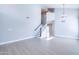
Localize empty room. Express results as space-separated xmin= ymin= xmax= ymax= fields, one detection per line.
xmin=0 ymin=4 xmax=79 ymax=55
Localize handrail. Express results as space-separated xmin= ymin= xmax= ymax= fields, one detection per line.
xmin=40 ymin=24 xmax=47 ymax=37
xmin=34 ymin=24 xmax=42 ymax=31
xmin=34 ymin=24 xmax=47 ymax=37
xmin=41 ymin=24 xmax=47 ymax=32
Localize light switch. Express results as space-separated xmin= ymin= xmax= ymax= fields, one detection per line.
xmin=8 ymin=28 xmax=13 ymax=31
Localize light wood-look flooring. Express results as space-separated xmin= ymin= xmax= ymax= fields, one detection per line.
xmin=0 ymin=37 xmax=79 ymax=55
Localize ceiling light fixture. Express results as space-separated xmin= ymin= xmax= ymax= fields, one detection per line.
xmin=61 ymin=4 xmax=66 ymax=22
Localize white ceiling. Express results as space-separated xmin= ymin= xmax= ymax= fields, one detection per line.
xmin=41 ymin=4 xmax=79 ymax=8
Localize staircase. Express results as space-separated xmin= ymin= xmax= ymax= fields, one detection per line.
xmin=34 ymin=24 xmax=47 ymax=38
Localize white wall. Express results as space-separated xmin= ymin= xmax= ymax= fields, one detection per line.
xmin=46 ymin=12 xmax=55 ymax=23
xmin=78 ymin=8 xmax=79 ymax=38
xmin=0 ymin=4 xmax=41 ymax=43
xmin=55 ymin=8 xmax=78 ymax=39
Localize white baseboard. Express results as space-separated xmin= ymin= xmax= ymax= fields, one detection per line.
xmin=0 ymin=36 xmax=35 ymax=45
xmin=55 ymin=34 xmax=79 ymax=39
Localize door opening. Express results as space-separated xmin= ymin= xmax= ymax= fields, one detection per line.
xmin=41 ymin=8 xmax=55 ymax=40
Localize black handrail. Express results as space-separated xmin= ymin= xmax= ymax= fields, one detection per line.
xmin=34 ymin=24 xmax=47 ymax=37
xmin=34 ymin=24 xmax=41 ymax=31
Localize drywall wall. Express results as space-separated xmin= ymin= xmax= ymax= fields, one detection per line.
xmin=55 ymin=8 xmax=78 ymax=39
xmin=46 ymin=12 xmax=55 ymax=23
xmin=0 ymin=4 xmax=41 ymax=43
xmin=41 ymin=13 xmax=46 ymax=25
xmin=78 ymin=8 xmax=79 ymax=38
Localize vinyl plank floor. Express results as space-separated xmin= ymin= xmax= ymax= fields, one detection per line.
xmin=0 ymin=37 xmax=79 ymax=55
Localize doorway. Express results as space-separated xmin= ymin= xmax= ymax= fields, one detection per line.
xmin=41 ymin=8 xmax=55 ymax=39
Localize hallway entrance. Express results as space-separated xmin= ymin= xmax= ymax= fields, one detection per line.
xmin=41 ymin=8 xmax=55 ymax=39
